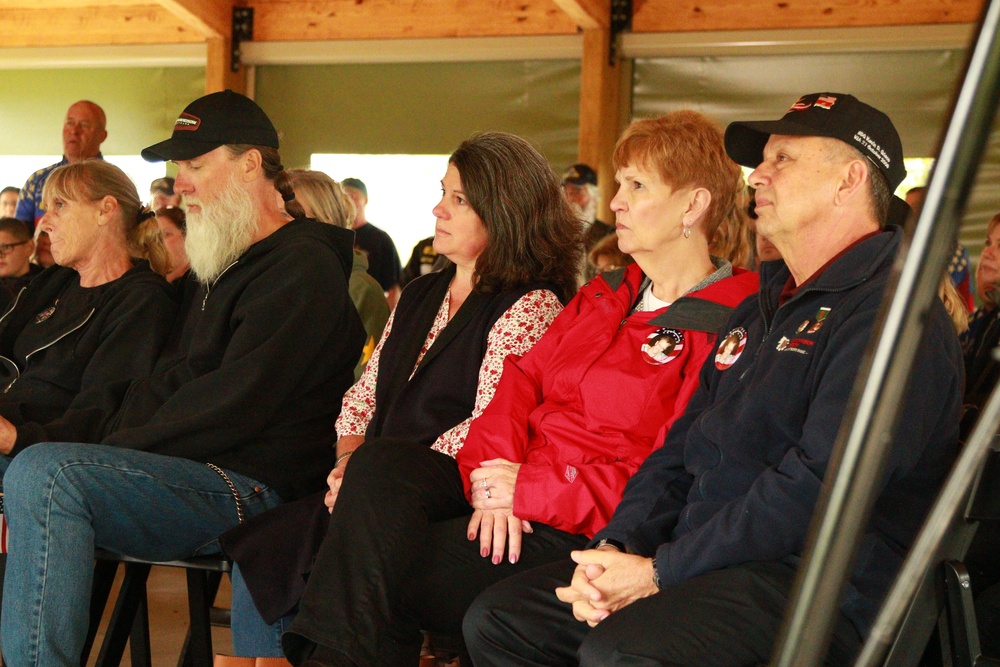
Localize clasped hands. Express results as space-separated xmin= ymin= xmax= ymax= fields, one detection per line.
xmin=555 ymin=547 xmax=660 ymax=627
xmin=466 ymin=458 xmax=532 ymax=565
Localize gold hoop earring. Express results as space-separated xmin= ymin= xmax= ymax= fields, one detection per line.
xmin=683 ymin=227 xmax=691 ymax=239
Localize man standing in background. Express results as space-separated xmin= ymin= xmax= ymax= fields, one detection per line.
xmin=15 ymin=100 xmax=107 ymax=232
xmin=343 ymin=177 xmax=402 ymax=307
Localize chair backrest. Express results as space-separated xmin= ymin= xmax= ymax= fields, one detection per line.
xmin=881 ymin=438 xmax=1000 ymax=667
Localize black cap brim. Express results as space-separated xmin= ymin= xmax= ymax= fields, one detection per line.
xmin=141 ymin=138 xmax=225 ymax=163
xmin=725 ymin=119 xmax=839 ymax=170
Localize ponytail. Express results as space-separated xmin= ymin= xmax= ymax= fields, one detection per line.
xmin=127 ymin=204 xmax=171 ymax=277
xmin=275 ymin=170 xmax=306 ymax=219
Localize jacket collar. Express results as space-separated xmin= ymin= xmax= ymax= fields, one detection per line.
xmin=760 ymin=225 xmax=901 ymax=305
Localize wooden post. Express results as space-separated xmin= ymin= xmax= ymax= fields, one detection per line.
xmin=206 ymin=35 xmax=247 ymax=95
xmin=578 ymin=27 xmax=622 ymax=223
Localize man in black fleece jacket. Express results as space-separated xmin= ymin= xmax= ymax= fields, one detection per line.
xmin=0 ymin=90 xmax=364 ymax=666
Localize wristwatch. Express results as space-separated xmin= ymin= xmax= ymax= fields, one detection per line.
xmin=595 ymin=538 xmax=625 ymax=552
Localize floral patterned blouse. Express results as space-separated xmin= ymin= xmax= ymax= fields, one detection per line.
xmin=335 ymin=288 xmax=563 ymax=458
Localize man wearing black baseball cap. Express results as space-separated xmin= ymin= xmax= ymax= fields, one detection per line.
xmin=0 ymin=90 xmax=365 ymax=665
xmin=561 ymin=163 xmax=614 ymax=279
xmin=465 ymin=93 xmax=963 ymax=667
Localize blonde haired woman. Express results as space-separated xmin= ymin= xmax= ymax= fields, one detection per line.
xmin=0 ymin=159 xmax=176 ymax=461
xmin=287 ymin=169 xmax=389 ymax=379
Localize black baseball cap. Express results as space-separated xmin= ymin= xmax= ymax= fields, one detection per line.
xmin=725 ymin=93 xmax=906 ymax=191
xmin=141 ymin=90 xmax=279 ymax=162
xmin=562 ymin=163 xmax=598 ymax=187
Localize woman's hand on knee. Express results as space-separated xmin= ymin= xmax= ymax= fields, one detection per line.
xmin=324 ymin=466 xmax=345 ymax=512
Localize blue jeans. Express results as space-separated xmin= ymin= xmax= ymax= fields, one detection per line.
xmin=230 ymin=564 xmax=295 ymax=657
xmin=0 ymin=442 xmax=283 ymax=667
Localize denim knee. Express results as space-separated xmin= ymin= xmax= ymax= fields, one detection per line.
xmin=3 ymin=443 xmax=81 ymax=507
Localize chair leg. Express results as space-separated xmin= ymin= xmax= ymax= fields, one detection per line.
xmin=94 ymin=562 xmax=152 ymax=667
xmin=177 ymin=569 xmax=222 ymax=667
xmin=82 ymin=559 xmax=122 ymax=666
xmin=129 ymin=585 xmax=152 ymax=667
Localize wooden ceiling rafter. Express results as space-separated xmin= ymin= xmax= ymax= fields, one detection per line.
xmin=0 ymin=0 xmax=988 ymax=50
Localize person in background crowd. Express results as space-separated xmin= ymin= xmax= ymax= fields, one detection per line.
xmin=400 ymin=235 xmax=442 ymax=288
xmin=0 ymin=90 xmax=365 ymax=667
xmin=342 ymin=177 xmax=403 ymax=308
xmin=30 ymin=226 xmax=55 ymax=270
xmin=587 ymin=232 xmax=632 ymax=274
xmin=155 ymin=205 xmax=190 ymax=283
xmin=562 ymin=163 xmax=615 ymax=284
xmin=964 ymin=211 xmax=1000 ymax=410
xmin=907 ymin=185 xmax=976 ymax=313
xmin=287 ymin=169 xmax=390 ymax=379
xmin=0 ymin=217 xmax=42 ymax=309
xmin=0 ymin=187 xmax=19 ymax=218
xmin=562 ymin=163 xmax=614 ymax=251
xmin=465 ymin=92 xmax=962 ymax=667
xmin=0 ymin=160 xmax=175 ymax=460
xmin=150 ymin=176 xmax=182 ymax=211
xmin=15 ymin=101 xmax=107 ymax=232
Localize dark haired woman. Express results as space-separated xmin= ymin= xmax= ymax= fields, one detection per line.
xmin=0 ymin=160 xmax=175 ymax=465
xmin=222 ymin=131 xmax=580 ymax=662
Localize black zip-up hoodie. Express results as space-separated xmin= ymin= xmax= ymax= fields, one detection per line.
xmin=101 ymin=219 xmax=365 ymax=502
xmin=0 ymin=261 xmax=176 ymax=454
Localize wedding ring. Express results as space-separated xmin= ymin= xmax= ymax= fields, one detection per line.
xmin=485 ymin=488 xmax=492 ymax=499
xmin=481 ymin=479 xmax=488 ymax=489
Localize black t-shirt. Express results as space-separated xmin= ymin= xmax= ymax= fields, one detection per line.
xmin=354 ymin=222 xmax=402 ymax=292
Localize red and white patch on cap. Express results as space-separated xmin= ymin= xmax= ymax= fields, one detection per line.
xmin=174 ymin=113 xmax=201 ymax=132
xmin=715 ymin=327 xmax=748 ymax=370
xmin=814 ymin=95 xmax=838 ymax=109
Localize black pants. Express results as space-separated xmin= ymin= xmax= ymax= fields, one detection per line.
xmin=464 ymin=559 xmax=863 ymax=667
xmin=282 ymin=438 xmax=587 ymax=666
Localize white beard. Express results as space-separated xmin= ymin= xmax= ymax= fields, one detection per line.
xmin=183 ymin=171 xmax=259 ymax=284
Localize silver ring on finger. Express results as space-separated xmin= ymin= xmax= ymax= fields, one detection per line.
xmin=485 ymin=488 xmax=492 ymax=499
xmin=481 ymin=478 xmax=488 ymax=489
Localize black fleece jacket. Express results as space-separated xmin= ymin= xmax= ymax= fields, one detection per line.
xmin=0 ymin=262 xmax=176 ymax=454
xmin=102 ymin=219 xmax=365 ymax=502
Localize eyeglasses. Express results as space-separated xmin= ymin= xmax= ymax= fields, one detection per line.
xmin=0 ymin=241 xmax=29 ymax=257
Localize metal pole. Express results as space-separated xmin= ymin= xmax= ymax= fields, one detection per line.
xmin=770 ymin=0 xmax=1000 ymax=663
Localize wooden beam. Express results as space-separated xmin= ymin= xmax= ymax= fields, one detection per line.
xmin=633 ymin=0 xmax=985 ymax=32
xmin=206 ymin=35 xmax=247 ymax=94
xmin=249 ymin=0 xmax=578 ymax=41
xmin=157 ymin=0 xmax=231 ymax=39
xmin=578 ymin=27 xmax=622 ymax=225
xmin=552 ymin=0 xmax=610 ymax=29
xmin=0 ymin=5 xmax=204 ymax=48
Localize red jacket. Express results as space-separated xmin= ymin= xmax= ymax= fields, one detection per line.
xmin=457 ymin=262 xmax=759 ymax=538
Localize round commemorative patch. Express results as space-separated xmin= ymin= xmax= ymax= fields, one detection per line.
xmin=641 ymin=328 xmax=683 ymax=365
xmin=715 ymin=327 xmax=748 ymax=370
